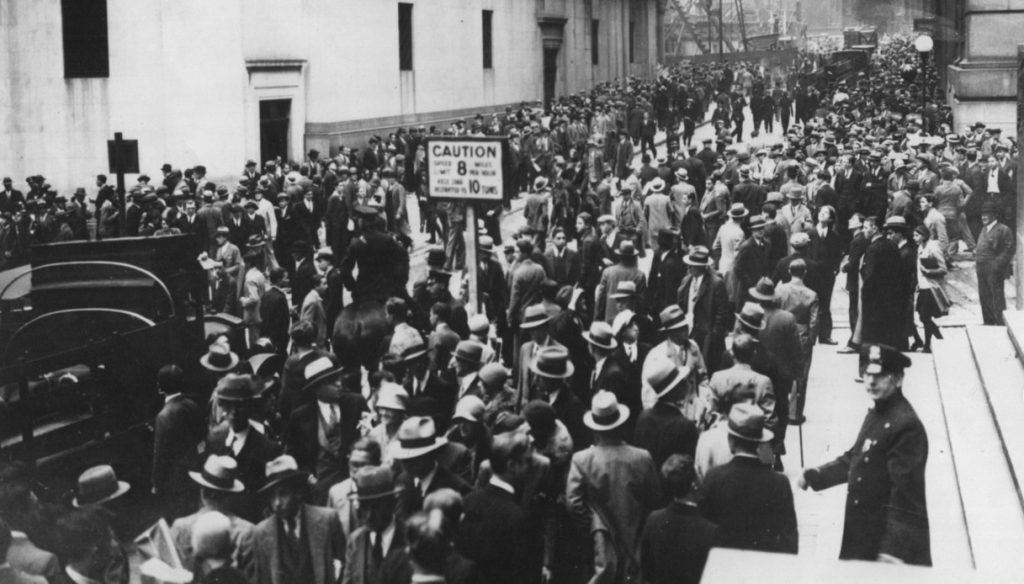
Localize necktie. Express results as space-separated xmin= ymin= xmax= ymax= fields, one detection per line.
xmin=372 ymin=531 xmax=384 ymax=566
xmin=286 ymin=519 xmax=298 ymax=541
xmin=327 ymin=405 xmax=341 ymax=453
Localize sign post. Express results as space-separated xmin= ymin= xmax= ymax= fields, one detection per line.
xmin=425 ymin=136 xmax=510 ymax=314
xmin=107 ymin=132 xmax=139 ymax=234
xmin=1016 ymin=45 xmax=1024 ymax=310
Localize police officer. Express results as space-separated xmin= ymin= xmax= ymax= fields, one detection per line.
xmin=797 ymin=344 xmax=931 ymax=566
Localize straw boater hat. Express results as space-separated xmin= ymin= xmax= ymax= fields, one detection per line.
xmin=645 ymin=360 xmax=692 ymax=401
xmin=726 ymin=403 xmax=774 ymax=443
xmin=400 ymin=339 xmax=429 ymax=362
xmin=259 ymin=455 xmax=310 ymax=493
xmin=658 ymin=305 xmax=690 ymax=332
xmin=189 ymin=455 xmax=245 ymax=493
xmin=747 ymin=214 xmax=768 ymax=231
xmin=519 ymin=304 xmax=552 ymax=330
xmin=200 ymin=343 xmax=239 ymax=373
xmin=391 ymin=416 xmax=448 ymax=460
xmin=530 ymin=347 xmax=575 ymax=379
xmin=727 ymin=203 xmax=749 ymax=219
xmin=348 ymin=466 xmax=405 ymax=501
xmin=73 ymin=465 xmax=131 ymax=508
xmin=582 ymin=321 xmax=618 ymax=351
xmin=884 ymin=215 xmax=911 ymax=233
xmin=583 ymin=391 xmax=630 ymax=432
xmin=300 ymin=355 xmax=344 ymax=393
xmin=683 ymin=245 xmax=713 ymax=267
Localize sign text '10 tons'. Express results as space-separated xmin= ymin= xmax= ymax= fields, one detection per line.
xmin=426 ymin=139 xmax=505 ymax=201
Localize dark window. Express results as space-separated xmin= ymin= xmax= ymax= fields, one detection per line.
xmin=61 ymin=0 xmax=109 ymax=78
xmin=629 ymin=21 xmax=636 ymax=63
xmin=482 ymin=10 xmax=493 ymax=69
xmin=591 ymin=19 xmax=599 ymax=65
xmin=398 ymin=3 xmax=414 ymax=71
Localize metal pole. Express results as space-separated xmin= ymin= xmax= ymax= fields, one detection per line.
xmin=115 ymin=132 xmax=126 ymax=235
xmin=1014 ymin=45 xmax=1024 ymax=310
xmin=465 ymin=204 xmax=480 ymax=314
xmin=920 ymin=53 xmax=927 ymax=131
xmin=719 ymin=1 xmax=725 ymax=61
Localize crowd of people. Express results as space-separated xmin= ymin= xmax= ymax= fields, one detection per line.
xmin=0 ymin=32 xmax=1016 ymax=584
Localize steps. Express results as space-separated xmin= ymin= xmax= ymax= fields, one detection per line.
xmin=932 ymin=325 xmax=1024 ymax=577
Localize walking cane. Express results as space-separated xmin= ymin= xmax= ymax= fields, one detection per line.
xmin=798 ymin=422 xmax=805 ymax=468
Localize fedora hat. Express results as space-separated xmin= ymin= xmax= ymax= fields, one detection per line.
xmin=749 ymin=277 xmax=776 ymax=302
xmin=392 ymin=416 xmax=448 ymax=460
xmin=726 ymin=403 xmax=774 ymax=443
xmin=747 ymin=214 xmax=768 ymax=230
xmin=519 ymin=304 xmax=552 ymax=330
xmin=784 ymin=186 xmax=805 ymax=200
xmin=453 ymin=340 xmax=485 ymax=365
xmin=736 ymin=302 xmax=766 ymax=332
xmin=645 ymin=360 xmax=692 ymax=401
xmin=375 ymin=382 xmax=409 ymax=411
xmin=425 ymin=247 xmax=448 ymax=269
xmin=583 ymin=321 xmax=618 ymax=350
xmin=583 ymin=390 xmax=630 ymax=431
xmin=609 ymin=281 xmax=638 ymax=299
xmin=683 ymin=245 xmax=713 ymax=267
xmin=727 ymin=203 xmax=749 ymax=219
xmin=884 ymin=215 xmax=911 ymax=232
xmin=259 ymin=455 xmax=310 ymax=493
xmin=533 ymin=176 xmax=550 ymax=191
xmin=763 ymin=191 xmax=784 ymax=207
xmin=347 ymin=466 xmax=405 ymax=501
xmin=530 ymin=346 xmax=575 ymax=379
xmin=478 ymin=236 xmax=496 ymax=254
xmin=301 ymin=355 xmax=344 ymax=393
xmin=73 ymin=465 xmax=131 ymax=508
xmin=658 ymin=305 xmax=690 ymax=331
xmin=648 ymin=178 xmax=666 ymax=194
xmin=615 ymin=240 xmax=639 ymax=258
xmin=401 ymin=340 xmax=429 ymax=361
xmin=452 ymin=395 xmax=486 ymax=424
xmin=201 ymin=343 xmax=239 ymax=372
xmin=981 ymin=201 xmax=1000 ymax=216
xmin=214 ymin=374 xmax=257 ymax=402
xmin=189 ymin=455 xmax=245 ymax=493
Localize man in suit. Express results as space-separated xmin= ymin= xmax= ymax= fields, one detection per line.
xmin=225 ymin=203 xmax=251 ymax=248
xmin=394 ymin=417 xmax=471 ymax=519
xmin=290 ymin=241 xmax=318 ymax=310
xmin=775 ymin=260 xmax=818 ymax=425
xmin=647 ymin=229 xmax=686 ymax=318
xmin=730 ymin=214 xmax=772 ymax=308
xmin=476 ymin=236 xmax=507 ymax=334
xmin=808 ymin=206 xmax=843 ymax=344
xmin=884 ymin=217 xmax=918 ymax=351
xmin=595 ymin=240 xmax=648 ymax=325
xmin=858 ymin=217 xmax=903 ymax=350
xmin=799 ymin=345 xmax=931 ymax=566
xmin=524 ymin=178 xmax=550 ymax=252
xmin=196 ymin=193 xmax=225 ymax=255
xmin=585 ymin=322 xmax=640 ymax=433
xmin=170 ymin=455 xmax=256 ymax=575
xmin=401 ymin=341 xmax=459 ymax=430
xmin=458 ymin=432 xmax=534 ymax=584
xmin=284 ymin=356 xmax=368 ymax=498
xmin=508 ymin=239 xmax=547 ymax=339
xmin=641 ymin=455 xmax=719 ymax=584
xmin=151 ymin=365 xmax=204 ymax=517
xmin=834 ymin=156 xmax=865 ymax=243
xmin=839 ymin=214 xmax=869 ymax=352
xmin=260 ymin=268 xmax=291 ymax=355
xmin=749 ymin=278 xmax=799 ymax=461
xmin=634 ymin=361 xmax=700 ymax=469
xmin=531 ymin=347 xmax=590 ymax=449
xmin=699 ymin=403 xmax=798 ymax=554
xmin=252 ymin=456 xmax=345 ymax=584
xmin=544 ymin=228 xmax=580 ymax=287
xmin=341 ymin=465 xmax=410 ymax=584
xmin=676 ymin=245 xmax=729 ymax=372
xmin=206 ymin=374 xmax=280 ymax=523
xmin=516 ymin=305 xmax=567 ymax=409
xmin=293 ymin=190 xmax=321 ymax=248
xmin=975 ymin=201 xmax=1014 ymax=325
xmin=567 ymin=391 xmax=662 ymax=584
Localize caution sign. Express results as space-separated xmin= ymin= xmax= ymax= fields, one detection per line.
xmin=426 ymin=136 xmax=508 ymax=202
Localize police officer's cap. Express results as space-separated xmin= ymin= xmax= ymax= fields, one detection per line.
xmin=861 ymin=344 xmax=912 ymax=375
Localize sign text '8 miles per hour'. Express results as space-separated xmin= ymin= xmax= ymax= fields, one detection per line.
xmin=425 ymin=137 xmax=506 ymax=201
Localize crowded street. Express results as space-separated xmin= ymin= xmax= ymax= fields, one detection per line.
xmin=2 ymin=2 xmax=1024 ymax=583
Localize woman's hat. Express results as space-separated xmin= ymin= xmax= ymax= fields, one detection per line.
xmin=645 ymin=360 xmax=692 ymax=400
xmin=582 ymin=322 xmax=618 ymax=351
xmin=583 ymin=391 xmax=630 ymax=432
xmin=200 ymin=343 xmax=240 ymax=373
xmin=392 ymin=417 xmax=448 ymax=460
xmin=683 ymin=245 xmax=713 ymax=266
xmin=530 ymin=347 xmax=575 ymax=379
xmin=189 ymin=455 xmax=245 ymax=493
xmin=301 ymin=356 xmax=344 ymax=393
xmin=727 ymin=203 xmax=749 ymax=219
xmin=726 ymin=403 xmax=774 ymax=442
xmin=73 ymin=465 xmax=131 ymax=508
xmin=347 ymin=466 xmax=405 ymax=501
xmin=452 ymin=395 xmax=486 ymax=423
xmin=453 ymin=340 xmax=485 ymax=365
xmin=519 ymin=304 xmax=552 ymax=330
xmin=259 ymin=455 xmax=310 ymax=493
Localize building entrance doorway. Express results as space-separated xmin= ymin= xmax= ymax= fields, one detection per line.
xmin=259 ymin=99 xmax=291 ymax=163
xmin=543 ymin=47 xmax=559 ymax=107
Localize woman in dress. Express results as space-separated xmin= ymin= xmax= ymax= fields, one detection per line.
xmin=912 ymin=225 xmax=947 ymax=353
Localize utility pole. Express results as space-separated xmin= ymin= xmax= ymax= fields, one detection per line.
xmin=719 ymin=0 xmax=725 ymax=61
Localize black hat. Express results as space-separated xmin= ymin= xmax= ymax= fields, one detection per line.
xmin=861 ymin=344 xmax=912 ymax=375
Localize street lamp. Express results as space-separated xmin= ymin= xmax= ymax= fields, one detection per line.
xmin=914 ymin=34 xmax=933 ymax=130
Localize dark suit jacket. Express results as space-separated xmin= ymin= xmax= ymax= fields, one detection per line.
xmin=457 ymin=485 xmax=531 ymax=584
xmin=860 ymin=235 xmax=902 ymax=347
xmin=207 ymin=424 xmax=279 ymax=522
xmin=396 ymin=464 xmax=472 ymax=520
xmin=292 ymin=258 xmax=318 ymax=309
xmin=761 ymin=307 xmax=804 ymax=381
xmin=152 ymin=394 xmax=204 ymax=494
xmin=844 ymin=231 xmax=869 ymax=292
xmin=641 ymin=502 xmax=719 ymax=584
xmin=808 ymin=226 xmax=843 ymax=271
xmin=647 ymin=248 xmax=686 ymax=316
xmin=835 ymin=169 xmax=865 ymax=210
xmin=283 ymin=394 xmax=368 ymax=480
xmin=124 ymin=204 xmax=143 ymax=237
xmin=677 ymin=271 xmax=729 ymax=354
xmin=260 ymin=286 xmax=291 ymax=353
xmin=594 ymin=355 xmax=640 ymax=432
xmin=731 ymin=238 xmax=771 ymax=305
xmin=699 ymin=456 xmax=798 ymax=554
xmin=551 ymin=387 xmax=590 ymax=450
xmin=342 ymin=523 xmax=411 ymax=584
xmin=544 ymin=248 xmax=581 ymax=287
xmin=252 ymin=505 xmax=345 ymax=584
xmin=633 ymin=402 xmax=699 ymax=469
